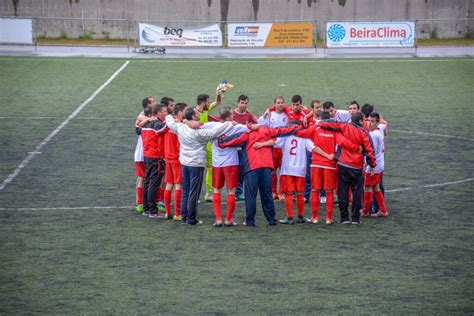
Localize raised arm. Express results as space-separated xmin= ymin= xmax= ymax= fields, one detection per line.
xmin=294 ymin=125 xmax=315 ymax=139
xmin=165 ymin=114 xmax=178 ymax=133
xmin=269 ymin=125 xmax=300 ymax=138
xmin=335 ymin=133 xmax=360 ymax=152
xmin=196 ymin=121 xmax=234 ymax=141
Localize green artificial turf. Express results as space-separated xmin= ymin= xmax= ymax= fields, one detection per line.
xmin=0 ymin=57 xmax=473 ymax=314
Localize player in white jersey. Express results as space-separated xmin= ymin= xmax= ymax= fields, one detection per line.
xmin=254 ymin=120 xmax=315 ymax=224
xmin=259 ymin=97 xmax=290 ymax=200
xmin=134 ymin=97 xmax=156 ymax=213
xmin=204 ymin=107 xmax=249 ymax=226
xmin=362 ymin=112 xmax=387 ymax=218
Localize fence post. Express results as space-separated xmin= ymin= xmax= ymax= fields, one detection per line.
xmin=133 ymin=20 xmax=137 ymax=50
xmin=415 ymin=19 xmax=418 ymax=56
xmin=313 ymin=20 xmax=317 ymax=53
xmin=126 ymin=19 xmax=130 ymax=52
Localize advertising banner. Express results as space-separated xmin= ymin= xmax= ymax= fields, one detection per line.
xmin=228 ymin=23 xmax=313 ymax=47
xmin=326 ymin=22 xmax=415 ymax=48
xmin=0 ymin=18 xmax=33 ymax=44
xmin=138 ymin=23 xmax=222 ymax=47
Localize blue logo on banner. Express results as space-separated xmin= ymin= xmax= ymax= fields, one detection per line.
xmin=328 ymin=24 xmax=346 ymax=42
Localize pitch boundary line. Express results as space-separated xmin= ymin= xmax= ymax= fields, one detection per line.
xmin=0 ymin=116 xmax=133 ymax=120
xmin=390 ymin=129 xmax=474 ymax=141
xmin=0 ymin=178 xmax=472 ymax=211
xmin=0 ymin=60 xmax=130 ymax=192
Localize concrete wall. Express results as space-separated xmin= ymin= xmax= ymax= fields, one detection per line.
xmin=0 ymin=0 xmax=472 ymax=39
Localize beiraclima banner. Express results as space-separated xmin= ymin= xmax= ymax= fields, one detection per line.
xmin=326 ymin=22 xmax=415 ymax=48
xmin=138 ymin=23 xmax=222 ymax=47
xmin=227 ymin=23 xmax=313 ymax=47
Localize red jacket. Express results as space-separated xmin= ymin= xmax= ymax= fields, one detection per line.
xmin=317 ymin=121 xmax=376 ymax=170
xmin=141 ymin=119 xmax=168 ymax=159
xmin=164 ymin=127 xmax=180 ymax=163
xmin=218 ymin=125 xmax=300 ymax=175
xmin=296 ymin=125 xmax=360 ymax=169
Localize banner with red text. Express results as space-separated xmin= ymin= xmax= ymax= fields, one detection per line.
xmin=326 ymin=22 xmax=415 ymax=48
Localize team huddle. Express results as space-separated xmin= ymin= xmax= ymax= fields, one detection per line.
xmin=133 ymin=85 xmax=388 ymax=227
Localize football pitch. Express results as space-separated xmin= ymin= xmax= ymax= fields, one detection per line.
xmin=0 ymin=56 xmax=473 ymax=314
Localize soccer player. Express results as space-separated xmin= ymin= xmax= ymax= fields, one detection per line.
xmin=207 ymin=107 xmax=249 ymax=226
xmin=303 ymin=100 xmax=322 ymax=203
xmin=134 ymin=96 xmax=156 ymax=213
xmin=218 ymin=124 xmax=300 ymax=226
xmin=362 ymin=112 xmax=388 ymax=218
xmin=140 ymin=103 xmax=169 ymax=218
xmin=296 ymin=111 xmax=361 ymax=224
xmin=161 ymin=96 xmax=175 ymax=115
xmin=348 ymin=101 xmax=360 ymax=115
xmin=259 ymin=96 xmax=289 ymax=200
xmin=232 ymin=95 xmax=258 ymax=201
xmin=317 ymin=112 xmax=377 ymax=224
xmin=254 ymin=120 xmax=314 ymax=224
xmin=163 ymin=103 xmax=187 ymax=221
xmin=165 ymin=108 xmax=234 ymax=225
xmin=195 ymin=93 xmax=223 ymax=202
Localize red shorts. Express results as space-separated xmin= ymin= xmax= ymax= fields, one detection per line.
xmin=273 ymin=147 xmax=282 ymax=170
xmin=364 ymin=172 xmax=383 ymax=187
xmin=280 ymin=175 xmax=305 ymax=193
xmin=135 ymin=161 xmax=145 ymax=177
xmin=311 ymin=167 xmax=337 ymax=190
xmin=164 ymin=162 xmax=182 ymax=184
xmin=212 ymin=166 xmax=238 ymax=189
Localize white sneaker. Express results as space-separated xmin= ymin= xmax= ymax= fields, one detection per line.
xmin=319 ymin=196 xmax=327 ymax=204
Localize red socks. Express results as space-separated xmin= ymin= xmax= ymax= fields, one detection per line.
xmin=374 ymin=191 xmax=387 ymax=213
xmin=164 ymin=189 xmax=172 ymax=216
xmin=363 ymin=191 xmax=372 ymax=214
xmin=174 ymin=190 xmax=181 ymax=216
xmin=226 ymin=194 xmax=236 ymax=222
xmin=296 ymin=194 xmax=304 ymax=217
xmin=136 ymin=187 xmax=143 ymax=205
xmin=326 ymin=191 xmax=334 ymax=221
xmin=213 ymin=192 xmax=222 ymax=221
xmin=311 ymin=191 xmax=319 ymax=220
xmin=284 ymin=193 xmax=293 ymax=218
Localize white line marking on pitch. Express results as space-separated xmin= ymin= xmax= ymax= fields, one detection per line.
xmin=0 ymin=178 xmax=472 ymax=211
xmin=391 ymin=129 xmax=474 ymax=141
xmin=0 ymin=61 xmax=130 ymax=192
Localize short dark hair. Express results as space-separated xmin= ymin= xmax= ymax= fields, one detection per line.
xmin=310 ymin=100 xmax=320 ymax=109
xmin=152 ymin=103 xmax=166 ymax=116
xmin=197 ymin=94 xmax=209 ymax=105
xmin=142 ymin=96 xmax=152 ymax=109
xmin=238 ymin=95 xmax=249 ymax=102
xmin=173 ymin=103 xmax=187 ymax=116
xmin=160 ymin=96 xmax=174 ymax=106
xmin=292 ymin=95 xmax=302 ymax=104
xmin=361 ymin=103 xmax=374 ymax=118
xmin=144 ymin=107 xmax=152 ymax=117
xmin=351 ymin=112 xmax=364 ymax=125
xmin=320 ymin=111 xmax=330 ymax=120
xmin=273 ymin=96 xmax=285 ymax=103
xmin=322 ymin=101 xmax=335 ymax=110
xmin=369 ymin=112 xmax=380 ymax=122
xmin=219 ymin=107 xmax=233 ymax=121
xmin=349 ymin=100 xmax=360 ymax=109
xmin=184 ymin=108 xmax=196 ymax=121
xmin=289 ymin=120 xmax=301 ymax=126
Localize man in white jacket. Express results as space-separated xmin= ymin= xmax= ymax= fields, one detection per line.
xmin=165 ymin=108 xmax=234 ymax=225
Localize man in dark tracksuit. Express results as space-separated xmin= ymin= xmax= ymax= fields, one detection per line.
xmin=318 ymin=112 xmax=377 ymax=224
xmin=140 ymin=103 xmax=169 ymax=217
xmin=218 ymin=125 xmax=300 ymax=226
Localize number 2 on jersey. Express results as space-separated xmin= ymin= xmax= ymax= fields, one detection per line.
xmin=289 ymin=139 xmax=298 ymax=156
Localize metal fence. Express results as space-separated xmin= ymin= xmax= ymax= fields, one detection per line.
xmin=1 ymin=16 xmax=473 ymax=48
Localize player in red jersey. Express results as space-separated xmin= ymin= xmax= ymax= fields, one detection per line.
xmin=134 ymin=96 xmax=156 ymax=213
xmin=139 ymin=103 xmax=169 ymax=218
xmin=362 ymin=112 xmax=388 ymax=218
xmin=233 ymin=95 xmax=258 ymax=201
xmin=163 ymin=103 xmax=187 ymax=221
xmin=296 ymin=112 xmax=361 ymax=224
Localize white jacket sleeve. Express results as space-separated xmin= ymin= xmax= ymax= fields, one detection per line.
xmin=196 ymin=122 xmax=234 ymax=141
xmin=165 ymin=115 xmax=178 ymax=132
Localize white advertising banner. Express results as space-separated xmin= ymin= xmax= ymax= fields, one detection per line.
xmin=0 ymin=18 xmax=33 ymax=44
xmin=326 ymin=22 xmax=415 ymax=48
xmin=138 ymin=23 xmax=222 ymax=47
